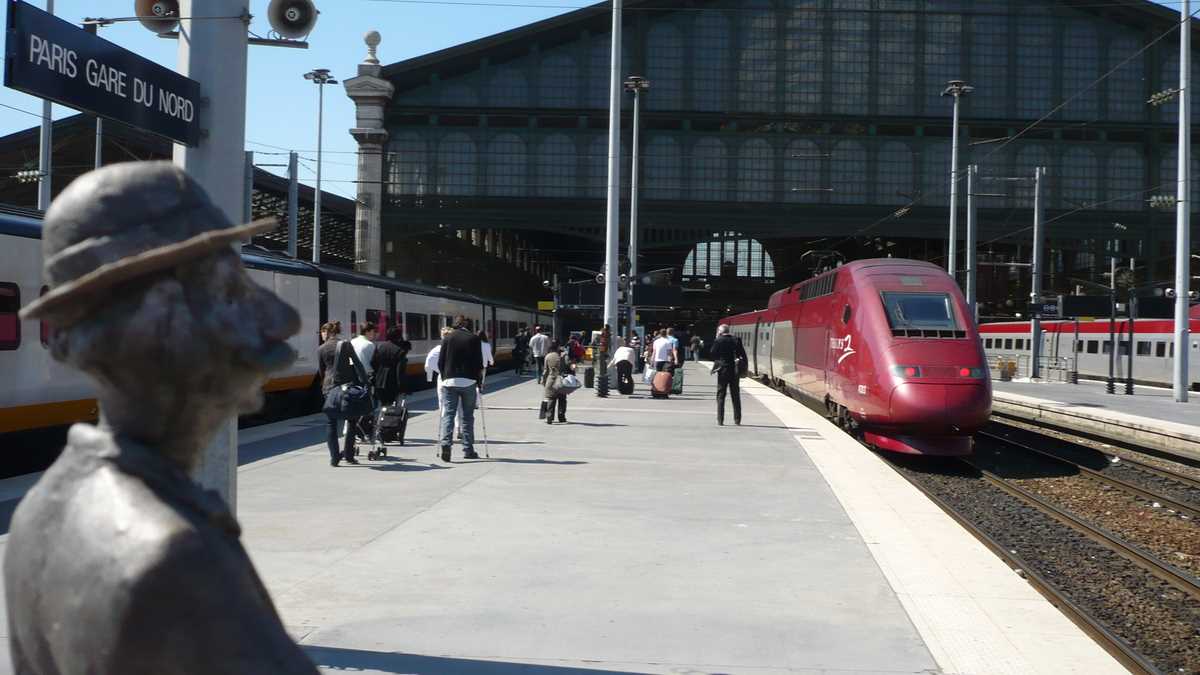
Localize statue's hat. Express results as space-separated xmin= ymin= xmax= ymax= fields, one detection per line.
xmin=20 ymin=161 xmax=273 ymax=325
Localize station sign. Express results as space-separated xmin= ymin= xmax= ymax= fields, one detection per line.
xmin=537 ymin=300 xmax=555 ymax=311
xmin=4 ymin=0 xmax=201 ymax=146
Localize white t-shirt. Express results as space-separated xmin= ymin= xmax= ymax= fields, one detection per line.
xmin=652 ymin=337 xmax=675 ymax=363
xmin=481 ymin=342 xmax=494 ymax=367
xmin=424 ymin=345 xmax=441 ymax=382
xmin=351 ymin=335 xmax=376 ymax=373
xmin=529 ymin=333 xmax=550 ymax=357
xmin=609 ymin=346 xmax=637 ymax=368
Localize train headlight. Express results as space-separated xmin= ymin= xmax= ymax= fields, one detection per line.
xmin=891 ymin=365 xmax=922 ymax=378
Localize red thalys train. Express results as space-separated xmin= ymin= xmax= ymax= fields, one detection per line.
xmin=722 ymin=259 xmax=992 ymax=456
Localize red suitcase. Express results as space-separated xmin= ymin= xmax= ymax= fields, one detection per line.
xmin=651 ymin=371 xmax=672 ymax=398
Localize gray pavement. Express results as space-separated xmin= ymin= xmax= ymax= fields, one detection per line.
xmin=0 ymin=363 xmax=938 ymax=675
xmin=993 ymin=378 xmax=1200 ymax=428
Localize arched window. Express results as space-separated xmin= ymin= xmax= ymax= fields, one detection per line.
xmin=644 ymin=136 xmax=682 ymax=200
xmin=737 ymin=139 xmax=774 ymax=202
xmin=1062 ymin=22 xmax=1099 ymax=120
xmin=683 ymin=232 xmax=774 ymax=281
xmin=646 ymin=21 xmax=684 ymax=111
xmin=1159 ymin=147 xmax=1200 ymax=212
xmin=738 ymin=3 xmax=777 ymax=113
xmin=877 ymin=11 xmax=916 ymax=116
xmin=785 ymin=139 xmax=824 ymax=203
xmin=692 ymin=12 xmax=731 ymax=112
xmin=830 ymin=140 xmax=866 ymax=204
xmin=439 ymin=83 xmax=478 ymax=107
xmin=923 ymin=12 xmax=962 ymax=114
xmin=832 ymin=2 xmax=871 ymax=115
xmin=877 ymin=141 xmax=915 ymax=206
xmin=539 ymin=52 xmax=579 ymax=108
xmin=486 ymin=133 xmax=526 ymax=197
xmin=1016 ymin=17 xmax=1053 ymax=118
xmin=1013 ymin=145 xmax=1050 ymax=208
xmin=1107 ymin=35 xmax=1144 ymax=122
xmin=488 ymin=66 xmax=529 ymax=108
xmin=920 ymin=140 xmax=951 ymax=207
xmin=436 ymin=133 xmax=477 ymax=196
xmin=1105 ymin=147 xmax=1144 ymax=212
xmin=690 ymin=138 xmax=729 ymax=202
xmin=1061 ymin=147 xmax=1098 ymax=209
xmin=536 ymin=134 xmax=576 ymax=197
xmin=968 ymin=11 xmax=1008 ymax=118
xmin=387 ymin=132 xmax=429 ymax=196
xmin=784 ymin=1 xmax=823 ymax=114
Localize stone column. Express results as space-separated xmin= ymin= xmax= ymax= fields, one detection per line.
xmin=344 ymin=31 xmax=395 ymax=274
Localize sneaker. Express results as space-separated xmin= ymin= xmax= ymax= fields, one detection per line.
xmin=463 ymin=450 xmax=480 ymax=460
xmin=440 ymin=446 xmax=451 ymax=463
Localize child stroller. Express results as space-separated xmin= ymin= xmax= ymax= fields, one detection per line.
xmin=367 ymin=395 xmax=409 ymax=460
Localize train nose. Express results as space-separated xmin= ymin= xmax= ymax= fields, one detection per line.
xmin=889 ymin=382 xmax=992 ymax=432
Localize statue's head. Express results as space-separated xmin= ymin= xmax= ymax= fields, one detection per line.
xmin=21 ymin=162 xmax=300 ymax=465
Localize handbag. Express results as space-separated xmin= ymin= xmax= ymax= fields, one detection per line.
xmin=560 ymin=373 xmax=582 ymax=392
xmin=323 ymin=341 xmax=374 ymax=419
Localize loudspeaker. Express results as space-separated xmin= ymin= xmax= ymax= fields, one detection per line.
xmin=134 ymin=0 xmax=179 ymax=34
xmin=267 ymin=0 xmax=319 ymax=40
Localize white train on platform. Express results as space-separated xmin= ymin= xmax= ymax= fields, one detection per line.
xmin=0 ymin=209 xmax=550 ymax=440
xmin=979 ymin=312 xmax=1200 ymax=389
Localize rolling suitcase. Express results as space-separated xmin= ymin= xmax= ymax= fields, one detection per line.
xmin=671 ymin=366 xmax=684 ymax=395
xmin=651 ymin=371 xmax=672 ymax=399
xmin=371 ymin=399 xmax=408 ymax=459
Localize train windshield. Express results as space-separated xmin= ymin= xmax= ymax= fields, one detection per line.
xmin=880 ymin=292 xmax=959 ymax=330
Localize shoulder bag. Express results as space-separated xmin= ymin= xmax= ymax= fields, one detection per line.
xmin=323 ymin=341 xmax=374 ymax=419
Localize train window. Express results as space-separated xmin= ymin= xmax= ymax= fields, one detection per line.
xmin=1137 ymin=341 xmax=1152 ymax=356
xmin=880 ymin=292 xmax=958 ymax=330
xmin=1118 ymin=341 xmax=1129 ymax=356
xmin=1004 ymin=338 xmax=1013 ymax=349
xmin=1170 ymin=342 xmax=1175 ymax=357
xmin=1102 ymin=341 xmax=1112 ymax=355
xmin=1014 ymin=339 xmax=1024 ymax=350
xmin=443 ymin=315 xmax=454 ymax=329
xmin=1086 ymin=340 xmax=1099 ymax=354
xmin=365 ymin=309 xmax=383 ymax=333
xmin=842 ymin=304 xmax=852 ymax=324
xmin=1156 ymin=341 xmax=1167 ymax=357
xmin=405 ymin=313 xmax=428 ymax=340
xmin=1076 ymin=340 xmax=1084 ymax=353
xmin=0 ymin=282 xmax=19 ymax=351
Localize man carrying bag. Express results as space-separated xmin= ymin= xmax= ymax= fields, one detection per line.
xmin=709 ymin=324 xmax=748 ymax=426
xmin=319 ymin=321 xmax=373 ymax=466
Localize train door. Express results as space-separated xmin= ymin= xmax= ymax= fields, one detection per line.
xmin=386 ymin=291 xmax=397 ymax=336
xmin=752 ymin=317 xmax=761 ymax=373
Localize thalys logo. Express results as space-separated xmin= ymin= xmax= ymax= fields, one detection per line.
xmin=829 ymin=335 xmax=856 ymax=364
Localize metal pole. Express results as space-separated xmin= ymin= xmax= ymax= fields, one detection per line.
xmin=628 ymin=86 xmax=641 ymax=341
xmin=602 ymin=0 xmax=624 ymax=335
xmin=1108 ymin=257 xmax=1117 ymax=394
xmin=947 ymin=92 xmax=961 ymax=277
xmin=965 ymin=164 xmax=978 ymax=319
xmin=37 ymin=0 xmax=54 ymax=210
xmin=1030 ymin=166 xmax=1045 ymax=379
xmin=94 ymin=118 xmax=103 ymax=169
xmin=552 ymin=272 xmax=561 ymax=340
xmin=287 ymin=151 xmax=299 ymax=258
xmin=243 ymin=151 xmax=254 ymax=227
xmin=1126 ymin=296 xmax=1136 ymax=394
xmin=172 ymin=0 xmax=250 ymax=510
xmin=312 ymin=81 xmax=325 ymax=264
xmin=1175 ymin=0 xmax=1192 ymax=402
xmin=1072 ymin=318 xmax=1079 ymax=384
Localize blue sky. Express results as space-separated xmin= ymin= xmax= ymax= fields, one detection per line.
xmin=0 ymin=0 xmax=1187 ymax=199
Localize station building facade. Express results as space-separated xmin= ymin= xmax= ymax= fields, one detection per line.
xmin=349 ymin=0 xmax=1199 ymax=319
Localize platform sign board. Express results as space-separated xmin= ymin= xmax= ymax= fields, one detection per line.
xmin=1134 ymin=297 xmax=1175 ymax=319
xmin=4 ymin=0 xmax=200 ymax=146
xmin=537 ymin=300 xmax=555 ymax=311
xmin=1059 ymin=295 xmax=1114 ymax=318
xmin=1027 ymin=298 xmax=1061 ymax=318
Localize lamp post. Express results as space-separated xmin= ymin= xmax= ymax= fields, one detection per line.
xmin=602 ymin=0 xmax=624 ymax=341
xmin=624 ymin=75 xmax=649 ymax=340
xmin=1176 ymin=0 xmax=1192 ymax=402
xmin=942 ymin=80 xmax=973 ymax=279
xmin=304 ymin=68 xmax=338 ymax=264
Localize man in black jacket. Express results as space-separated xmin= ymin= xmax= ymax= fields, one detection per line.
xmin=436 ymin=316 xmax=485 ymax=462
xmin=711 ymin=324 xmax=749 ymax=426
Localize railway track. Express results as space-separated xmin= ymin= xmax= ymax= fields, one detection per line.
xmin=883 ymin=457 xmax=1167 ymax=675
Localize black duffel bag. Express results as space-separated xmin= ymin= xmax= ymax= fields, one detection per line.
xmin=322 ymin=341 xmax=374 ymax=418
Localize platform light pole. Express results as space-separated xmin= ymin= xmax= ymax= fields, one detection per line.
xmin=602 ymin=0 xmax=624 ymax=337
xmin=965 ymin=164 xmax=978 ymax=319
xmin=624 ymin=75 xmax=648 ymax=340
xmin=1176 ymin=0 xmax=1192 ymax=402
xmin=1029 ymin=166 xmax=1046 ymax=379
xmin=37 ymin=0 xmax=54 ymax=209
xmin=304 ymin=68 xmax=337 ymax=264
xmin=942 ymin=80 xmax=973 ymax=279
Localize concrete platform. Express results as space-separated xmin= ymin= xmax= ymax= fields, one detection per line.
xmin=0 ymin=363 xmax=1125 ymax=674
xmin=992 ymin=378 xmax=1200 ymax=460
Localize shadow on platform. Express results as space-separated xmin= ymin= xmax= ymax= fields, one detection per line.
xmin=305 ymin=646 xmax=654 ymax=674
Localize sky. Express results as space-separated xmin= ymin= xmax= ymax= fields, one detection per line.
xmin=0 ymin=0 xmax=1188 ymax=200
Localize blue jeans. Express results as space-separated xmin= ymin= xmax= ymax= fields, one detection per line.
xmin=440 ymin=384 xmax=477 ymax=452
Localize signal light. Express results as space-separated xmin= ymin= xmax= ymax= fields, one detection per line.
xmin=892 ymin=365 xmax=922 ymax=378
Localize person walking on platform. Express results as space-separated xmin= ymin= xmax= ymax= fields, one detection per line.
xmin=479 ymin=329 xmax=495 ymax=373
xmin=667 ymin=327 xmax=682 ymax=367
xmin=543 ymin=340 xmax=573 ymax=424
xmin=513 ymin=326 xmax=530 ymax=376
xmin=711 ymin=324 xmax=748 ymax=426
xmin=437 ymin=316 xmax=485 ymax=462
xmin=652 ymin=328 xmax=677 ymax=372
xmin=426 ymin=326 xmax=458 ymax=437
xmin=351 ymin=322 xmax=379 ymax=379
xmin=529 ymin=325 xmax=551 ymax=384
xmin=610 ymin=337 xmax=638 ymax=395
xmin=372 ymin=326 xmax=410 ymax=407
xmin=690 ymin=334 xmax=703 ymax=362
xmin=318 ymin=321 xmax=369 ymax=465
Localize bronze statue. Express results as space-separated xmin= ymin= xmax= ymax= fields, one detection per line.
xmin=8 ymin=162 xmax=319 ymax=674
